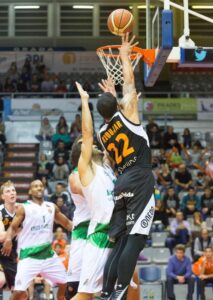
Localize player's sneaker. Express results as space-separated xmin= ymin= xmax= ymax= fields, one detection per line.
xmin=111 ymin=285 xmax=128 ymax=300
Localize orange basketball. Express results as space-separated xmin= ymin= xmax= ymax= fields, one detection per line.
xmin=107 ymin=9 xmax=134 ymax=36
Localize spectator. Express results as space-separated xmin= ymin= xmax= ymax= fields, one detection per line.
xmin=163 ymin=187 xmax=180 ymax=218
xmin=52 ymin=227 xmax=67 ymax=252
xmin=56 ymin=116 xmax=68 ymax=134
xmin=36 ymin=153 xmax=50 ymax=178
xmin=54 ymin=243 xmax=69 ymax=270
xmin=31 ymin=74 xmax=40 ymax=92
xmin=201 ymin=187 xmax=213 ymax=218
xmin=49 ymin=182 xmax=70 ymax=207
xmin=190 ymin=211 xmax=205 ymax=233
xmin=157 ymin=163 xmax=173 ymax=192
xmin=0 ymin=122 xmax=6 ymax=146
xmin=193 ymin=228 xmax=213 ymax=262
xmin=192 ymin=247 xmax=213 ymax=300
xmin=181 ymin=187 xmax=201 ymax=217
xmin=166 ymin=244 xmax=195 ymax=300
xmin=70 ymin=114 xmax=82 ymax=143
xmin=52 ymin=156 xmax=69 ymax=181
xmin=4 ymin=77 xmax=16 ymax=92
xmin=20 ymin=66 xmax=31 ymax=91
xmin=186 ymin=143 xmax=204 ymax=171
xmin=38 ymin=117 xmax=54 ymax=141
xmin=55 ymin=196 xmax=71 ymax=219
xmin=41 ymin=74 xmax=54 ymax=93
xmin=167 ymin=146 xmax=183 ymax=169
xmin=52 ymin=127 xmax=71 ymax=148
xmin=195 ymin=172 xmax=207 ymax=191
xmin=148 ymin=125 xmax=162 ymax=149
xmin=182 ymin=128 xmax=192 ymax=149
xmin=41 ymin=176 xmax=52 ymax=201
xmin=163 ymin=126 xmax=179 ymax=150
xmin=205 ymin=156 xmax=213 ymax=180
xmin=174 ymin=164 xmax=193 ymax=193
xmin=53 ymin=140 xmax=69 ymax=163
xmin=6 ymin=62 xmax=19 ymax=86
xmin=166 ymin=211 xmax=191 ymax=253
xmin=146 ymin=117 xmax=159 ymax=137
xmin=153 ymin=198 xmax=169 ymax=230
xmin=55 ymin=80 xmax=68 ymax=94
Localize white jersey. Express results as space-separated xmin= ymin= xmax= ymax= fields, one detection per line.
xmin=17 ymin=200 xmax=55 ymax=258
xmin=82 ymin=164 xmax=116 ymax=236
xmin=69 ymin=169 xmax=91 ymax=228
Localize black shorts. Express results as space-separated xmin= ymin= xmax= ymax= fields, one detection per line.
xmin=0 ymin=256 xmax=17 ymax=289
xmin=109 ymin=167 xmax=155 ymax=239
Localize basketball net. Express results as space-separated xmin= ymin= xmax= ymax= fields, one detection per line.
xmin=96 ymin=45 xmax=155 ymax=85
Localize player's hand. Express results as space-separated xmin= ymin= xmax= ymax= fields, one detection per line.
xmin=120 ymin=32 xmax=139 ymax=56
xmin=98 ymin=78 xmax=117 ymax=98
xmin=1 ymin=238 xmax=12 ymax=256
xmin=75 ymin=82 xmax=89 ymax=101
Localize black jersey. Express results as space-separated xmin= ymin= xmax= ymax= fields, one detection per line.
xmin=99 ymin=111 xmax=151 ymax=174
xmin=0 ymin=204 xmax=17 ymax=258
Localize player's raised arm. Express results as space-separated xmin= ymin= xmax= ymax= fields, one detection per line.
xmin=75 ymin=82 xmax=94 ymax=186
xmin=1 ymin=205 xmax=25 ymax=256
xmin=119 ymin=33 xmax=139 ymax=122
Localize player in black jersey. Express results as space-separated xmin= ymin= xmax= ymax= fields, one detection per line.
xmin=0 ymin=181 xmax=18 ymax=299
xmin=96 ymin=33 xmax=155 ymax=300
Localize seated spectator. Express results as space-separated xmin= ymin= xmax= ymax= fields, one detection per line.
xmin=55 ymin=80 xmax=68 ymax=94
xmin=174 ymin=164 xmax=193 ymax=193
xmin=163 ymin=187 xmax=180 ymax=218
xmin=55 ymin=196 xmax=71 ymax=219
xmin=70 ymin=114 xmax=82 ymax=143
xmin=20 ymin=66 xmax=31 ymax=91
xmin=167 ymin=146 xmax=183 ymax=168
xmin=166 ymin=244 xmax=195 ymax=300
xmin=52 ymin=127 xmax=71 ymax=148
xmin=56 ymin=116 xmax=68 ymax=134
xmin=146 ymin=117 xmax=159 ymax=137
xmin=49 ymin=182 xmax=71 ymax=207
xmin=185 ymin=143 xmax=204 ymax=171
xmin=192 ymin=228 xmax=213 ymax=262
xmin=166 ymin=211 xmax=191 ymax=254
xmin=6 ymin=62 xmax=19 ymax=87
xmin=4 ymin=77 xmax=16 ymax=92
xmin=54 ymin=140 xmax=69 ymax=163
xmin=181 ymin=187 xmax=201 ymax=217
xmin=28 ymin=276 xmax=51 ymax=300
xmin=157 ymin=163 xmax=173 ymax=192
xmin=163 ymin=126 xmax=179 ymax=150
xmin=148 ymin=125 xmax=162 ymax=149
xmin=37 ymin=117 xmax=54 ymax=141
xmin=191 ymin=211 xmax=205 ymax=233
xmin=52 ymin=157 xmax=69 ymax=181
xmin=153 ymin=197 xmax=169 ymax=231
xmin=182 ymin=128 xmax=192 ymax=149
xmin=53 ymin=227 xmax=67 ymax=252
xmin=54 ymin=243 xmax=69 ymax=270
xmin=192 ymin=247 xmax=213 ymax=300
xmin=37 ymin=153 xmax=50 ymax=178
xmin=0 ymin=122 xmax=6 ymax=146
xmin=205 ymin=156 xmax=213 ymax=180
xmin=195 ymin=172 xmax=207 ymax=191
xmin=41 ymin=176 xmax=52 ymax=201
xmin=201 ymin=187 xmax=213 ymax=218
xmin=41 ymin=74 xmax=54 ymax=93
xmin=31 ymin=74 xmax=40 ymax=92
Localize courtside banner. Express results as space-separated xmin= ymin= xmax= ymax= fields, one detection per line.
xmin=142 ymin=98 xmax=197 ymax=120
xmin=197 ymin=98 xmax=213 ymax=120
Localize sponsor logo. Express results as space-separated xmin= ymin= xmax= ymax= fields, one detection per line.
xmin=31 ymin=224 xmax=50 ymax=231
xmin=118 ymin=157 xmax=137 ymax=174
xmin=195 ymin=49 xmax=207 ymax=62
xmin=141 ymin=206 xmax=154 ymax=228
xmin=114 ymin=192 xmax=134 ymax=201
xmin=126 ymin=213 xmax=135 ymax=226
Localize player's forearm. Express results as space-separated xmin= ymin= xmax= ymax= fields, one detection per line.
xmin=0 ymin=231 xmax=6 ymax=243
xmin=121 ymin=54 xmax=135 ymax=93
xmin=81 ymin=101 xmax=93 ymax=141
xmin=5 ymin=225 xmax=17 ymax=242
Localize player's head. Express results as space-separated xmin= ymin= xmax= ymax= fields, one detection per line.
xmin=71 ymin=136 xmax=82 ymax=167
xmin=29 ymin=180 xmax=44 ymax=200
xmin=0 ymin=181 xmax=16 ymax=204
xmin=97 ymin=92 xmax=117 ymax=121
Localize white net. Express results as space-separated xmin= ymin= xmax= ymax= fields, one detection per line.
xmin=97 ymin=47 xmax=142 ymax=85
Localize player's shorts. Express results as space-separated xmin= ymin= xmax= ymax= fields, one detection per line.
xmin=14 ymin=254 xmax=67 ymax=291
xmin=67 ymin=239 xmax=87 ymax=282
xmin=109 ymin=166 xmax=155 ymax=239
xmin=78 ymin=240 xmax=112 ymax=294
xmin=0 ymin=256 xmax=17 ymax=289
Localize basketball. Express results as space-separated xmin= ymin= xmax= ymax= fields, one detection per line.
xmin=107 ymin=9 xmax=134 ymax=36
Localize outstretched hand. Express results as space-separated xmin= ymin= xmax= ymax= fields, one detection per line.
xmin=120 ymin=32 xmax=139 ymax=56
xmin=75 ymin=82 xmax=89 ymax=101
xmin=98 ymin=78 xmax=117 ymax=98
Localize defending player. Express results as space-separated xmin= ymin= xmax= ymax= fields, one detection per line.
xmin=71 ymin=82 xmax=116 ymax=300
xmin=0 ymin=181 xmax=18 ymax=299
xmin=66 ymin=138 xmax=91 ymax=299
xmin=97 ymin=33 xmax=155 ymax=299
xmin=1 ymin=179 xmax=72 ymax=300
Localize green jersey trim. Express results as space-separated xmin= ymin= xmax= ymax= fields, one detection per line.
xmin=72 ymin=220 xmax=90 ymax=240
xmin=19 ymin=243 xmax=54 ymax=260
xmin=87 ymin=223 xmax=114 ymax=249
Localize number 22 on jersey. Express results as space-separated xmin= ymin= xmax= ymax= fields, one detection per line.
xmin=107 ymin=133 xmax=135 ymax=164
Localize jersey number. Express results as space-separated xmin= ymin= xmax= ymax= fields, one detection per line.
xmin=107 ymin=133 xmax=134 ymax=164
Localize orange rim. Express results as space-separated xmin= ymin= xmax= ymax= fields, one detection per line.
xmin=96 ymin=45 xmax=156 ymax=66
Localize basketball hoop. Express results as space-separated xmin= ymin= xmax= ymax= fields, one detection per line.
xmin=96 ymin=45 xmax=155 ymax=85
